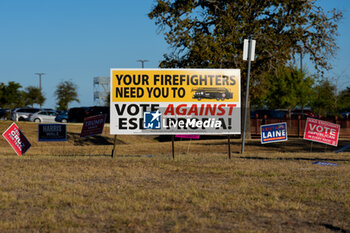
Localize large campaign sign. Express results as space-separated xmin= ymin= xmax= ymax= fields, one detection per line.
xmin=110 ymin=69 xmax=241 ymax=135
xmin=38 ymin=124 xmax=67 ymax=142
xmin=261 ymin=122 xmax=287 ymax=144
xmin=304 ymin=118 xmax=340 ymax=146
xmin=80 ymin=114 xmax=106 ymax=137
xmin=2 ymin=123 xmax=31 ymax=156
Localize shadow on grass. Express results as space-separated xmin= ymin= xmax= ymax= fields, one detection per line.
xmin=201 ymin=138 xmax=350 ymax=153
xmin=67 ymin=132 xmax=124 ymax=146
xmin=155 ymin=135 xmax=240 ymax=142
xmin=239 ymin=156 xmax=350 ymax=162
xmin=57 ymin=154 xmax=113 ymax=157
xmin=320 ymin=223 xmax=350 ymax=233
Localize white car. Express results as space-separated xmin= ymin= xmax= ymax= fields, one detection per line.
xmin=11 ymin=108 xmax=41 ymax=121
xmin=28 ymin=110 xmax=58 ymax=123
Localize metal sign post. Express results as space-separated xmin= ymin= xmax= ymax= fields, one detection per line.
xmin=241 ymin=36 xmax=255 ymax=154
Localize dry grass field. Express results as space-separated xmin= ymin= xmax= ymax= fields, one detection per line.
xmin=1 ymin=121 xmax=350 ymax=232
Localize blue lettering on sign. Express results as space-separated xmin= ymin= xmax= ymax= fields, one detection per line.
xmin=313 ymin=161 xmax=338 ymax=166
xmin=143 ymin=111 xmax=161 ymax=129
xmin=261 ymin=122 xmax=287 ymax=144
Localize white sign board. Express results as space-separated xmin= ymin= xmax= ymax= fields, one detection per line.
xmin=243 ymin=39 xmax=256 ymax=61
xmin=110 ymin=69 xmax=241 ymax=135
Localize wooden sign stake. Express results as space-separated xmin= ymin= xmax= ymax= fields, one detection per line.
xmin=172 ymin=135 xmax=175 ymax=160
xmin=112 ymin=135 xmax=117 ymax=158
xmin=228 ymin=135 xmax=231 ymax=159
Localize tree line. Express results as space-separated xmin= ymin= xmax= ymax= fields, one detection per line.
xmin=0 ymin=80 xmax=79 ymax=111
xmin=148 ymin=0 xmax=348 ymax=116
xmin=253 ymin=66 xmax=350 ymax=116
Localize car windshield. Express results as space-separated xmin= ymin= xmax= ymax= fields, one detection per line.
xmin=17 ymin=108 xmax=40 ymax=113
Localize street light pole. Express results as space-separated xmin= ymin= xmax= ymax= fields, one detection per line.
xmin=137 ymin=59 xmax=149 ymax=68
xmin=35 ymin=73 xmax=45 ymax=91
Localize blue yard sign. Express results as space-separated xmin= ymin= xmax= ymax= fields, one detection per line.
xmin=38 ymin=124 xmax=67 ymax=142
xmin=261 ymin=122 xmax=287 ymax=144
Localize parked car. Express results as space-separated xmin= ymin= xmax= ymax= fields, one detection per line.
xmin=340 ymin=111 xmax=350 ymax=119
xmin=250 ymin=109 xmax=288 ymax=119
xmin=55 ymin=111 xmax=68 ymax=123
xmin=339 ymin=108 xmax=350 ymax=119
xmin=291 ymin=109 xmax=315 ymax=119
xmin=11 ymin=107 xmax=41 ymax=121
xmin=85 ymin=106 xmax=110 ymax=123
xmin=0 ymin=108 xmax=10 ymax=120
xmin=68 ymin=106 xmax=110 ymax=123
xmin=28 ymin=110 xmax=58 ymax=122
xmin=68 ymin=107 xmax=90 ymax=122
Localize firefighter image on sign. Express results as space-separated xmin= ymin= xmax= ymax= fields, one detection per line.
xmin=192 ymin=87 xmax=233 ymax=101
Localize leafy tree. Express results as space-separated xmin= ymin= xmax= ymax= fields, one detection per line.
xmin=264 ymin=66 xmax=315 ymax=113
xmin=296 ymin=74 xmax=315 ymax=111
xmin=24 ymin=86 xmax=46 ymax=107
xmin=0 ymin=81 xmax=25 ymax=109
xmin=311 ymin=79 xmax=337 ymax=117
xmin=54 ymin=80 xmax=80 ymax=111
xmin=149 ymin=0 xmax=342 ymax=137
xmin=149 ymin=0 xmax=342 ymax=97
xmin=0 ymin=83 xmax=5 ymax=107
xmin=337 ymin=87 xmax=350 ymax=110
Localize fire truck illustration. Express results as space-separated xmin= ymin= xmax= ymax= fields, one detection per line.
xmin=192 ymin=87 xmax=233 ymax=101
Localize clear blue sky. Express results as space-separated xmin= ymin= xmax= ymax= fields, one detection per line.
xmin=0 ymin=0 xmax=349 ymax=109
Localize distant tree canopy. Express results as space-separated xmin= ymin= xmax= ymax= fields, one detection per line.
xmin=54 ymin=80 xmax=80 ymax=111
xmin=0 ymin=82 xmax=25 ymax=109
xmin=311 ymin=79 xmax=337 ymax=116
xmin=149 ymin=0 xmax=343 ymax=101
xmin=257 ymin=66 xmax=315 ymax=112
xmin=0 ymin=82 xmax=46 ymax=109
xmin=337 ymin=87 xmax=350 ymax=110
xmin=24 ymin=86 xmax=46 ymax=107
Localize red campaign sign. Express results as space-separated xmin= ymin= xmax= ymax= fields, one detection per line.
xmin=80 ymin=114 xmax=106 ymax=137
xmin=303 ymin=118 xmax=340 ymax=146
xmin=2 ymin=123 xmax=31 ymax=156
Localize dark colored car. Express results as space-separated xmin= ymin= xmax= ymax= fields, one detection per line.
xmin=68 ymin=106 xmax=110 ymax=123
xmin=0 ymin=108 xmax=10 ymax=120
xmin=291 ymin=109 xmax=316 ymax=119
xmin=85 ymin=106 xmax=110 ymax=123
xmin=55 ymin=111 xmax=68 ymax=123
xmin=68 ymin=107 xmax=90 ymax=122
xmin=340 ymin=112 xmax=350 ymax=119
xmin=192 ymin=87 xmax=233 ymax=101
xmin=250 ymin=109 xmax=288 ymax=119
xmin=339 ymin=108 xmax=350 ymax=119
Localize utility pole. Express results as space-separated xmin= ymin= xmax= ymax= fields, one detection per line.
xmin=34 ymin=73 xmax=45 ymax=91
xmin=34 ymin=73 xmax=45 ymax=108
xmin=137 ymin=59 xmax=149 ymax=68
